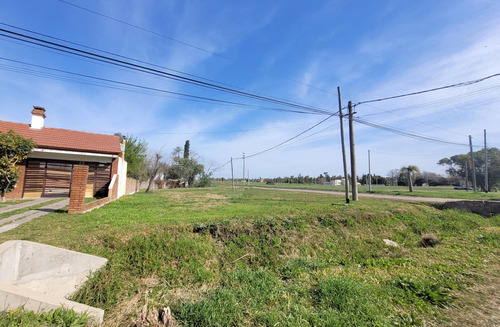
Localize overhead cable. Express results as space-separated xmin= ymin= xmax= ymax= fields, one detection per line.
xmin=353 ymin=117 xmax=469 ymax=147
xmin=57 ymin=0 xmax=339 ymax=96
xmin=356 ymin=73 xmax=500 ymax=106
xmin=244 ymin=113 xmax=337 ymax=159
xmin=0 ymin=27 xmax=334 ymax=115
xmin=0 ymin=57 xmax=318 ymax=115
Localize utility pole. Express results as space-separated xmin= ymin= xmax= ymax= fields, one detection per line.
xmin=348 ymin=101 xmax=358 ymax=201
xmin=469 ymin=135 xmax=477 ymax=192
xmin=484 ymin=129 xmax=488 ymax=192
xmin=465 ymin=161 xmax=468 ymax=191
xmin=368 ymin=150 xmax=372 ymax=192
xmin=231 ymin=157 xmax=234 ymax=191
xmin=247 ymin=170 xmax=250 ymax=186
xmin=242 ymin=153 xmax=245 ymax=186
xmin=337 ymin=87 xmax=350 ymax=203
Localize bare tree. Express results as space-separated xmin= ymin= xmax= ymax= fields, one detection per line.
xmin=145 ymin=152 xmax=165 ymax=193
xmin=387 ymin=169 xmax=400 ymax=186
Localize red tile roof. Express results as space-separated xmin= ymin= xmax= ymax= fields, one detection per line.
xmin=0 ymin=120 xmax=121 ymax=154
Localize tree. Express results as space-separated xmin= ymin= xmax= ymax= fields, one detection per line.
xmin=0 ymin=130 xmax=37 ymax=201
xmin=183 ymin=140 xmax=190 ymax=159
xmin=145 ymin=152 xmax=166 ymax=193
xmin=439 ymin=147 xmax=500 ymax=192
xmin=124 ymin=135 xmax=148 ymax=181
xmin=165 ymin=143 xmax=204 ymax=187
xmin=387 ymin=169 xmax=400 ymax=186
xmin=400 ymin=165 xmax=420 ymax=192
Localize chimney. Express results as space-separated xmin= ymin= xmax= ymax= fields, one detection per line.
xmin=31 ymin=106 xmax=46 ymax=129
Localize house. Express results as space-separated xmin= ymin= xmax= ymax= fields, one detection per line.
xmin=323 ymin=179 xmax=345 ymax=186
xmin=1 ymin=106 xmax=127 ymax=200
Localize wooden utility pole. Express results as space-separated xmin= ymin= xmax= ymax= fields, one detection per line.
xmin=469 ymin=135 xmax=477 ymax=192
xmin=231 ymin=157 xmax=234 ymax=190
xmin=368 ymin=150 xmax=372 ymax=192
xmin=348 ymin=101 xmax=358 ymax=201
xmin=242 ymin=153 xmax=245 ymax=186
xmin=484 ymin=129 xmax=488 ymax=192
xmin=465 ymin=161 xmax=468 ymax=191
xmin=337 ymin=87 xmax=350 ymax=203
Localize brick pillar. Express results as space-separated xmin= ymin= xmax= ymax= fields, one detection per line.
xmin=68 ymin=165 xmax=88 ymax=214
xmin=6 ymin=160 xmax=27 ymax=199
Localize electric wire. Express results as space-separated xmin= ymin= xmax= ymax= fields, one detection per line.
xmin=57 ymin=0 xmax=340 ymax=96
xmin=0 ymin=27 xmax=334 ymax=115
xmin=0 ymin=22 xmax=327 ymax=109
xmin=0 ymin=57 xmax=318 ymax=115
xmin=355 ymin=72 xmax=500 ymax=105
xmin=353 ymin=117 xmax=469 ymax=147
xmin=244 ymin=113 xmax=337 ymax=159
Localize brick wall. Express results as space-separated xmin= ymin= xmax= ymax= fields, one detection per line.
xmin=5 ymin=161 xmax=26 ymax=199
xmin=68 ymin=165 xmax=88 ymax=214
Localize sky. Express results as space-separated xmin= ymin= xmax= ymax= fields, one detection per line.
xmin=1 ymin=0 xmax=499 ymax=179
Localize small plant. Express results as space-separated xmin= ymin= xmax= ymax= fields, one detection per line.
xmin=420 ymin=233 xmax=440 ymax=247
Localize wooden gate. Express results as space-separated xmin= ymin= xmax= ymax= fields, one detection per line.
xmin=23 ymin=159 xmax=111 ymax=198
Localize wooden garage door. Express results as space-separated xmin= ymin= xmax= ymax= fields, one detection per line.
xmin=23 ymin=160 xmax=73 ymax=198
xmin=23 ymin=159 xmax=112 ymax=198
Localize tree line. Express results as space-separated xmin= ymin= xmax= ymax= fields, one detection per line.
xmin=124 ymin=136 xmax=209 ymax=191
xmin=253 ymin=147 xmax=499 ymax=193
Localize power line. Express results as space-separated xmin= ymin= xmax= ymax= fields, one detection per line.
xmin=245 ymin=113 xmax=337 ymax=159
xmin=353 ymin=117 xmax=469 ymax=147
xmin=355 ymin=72 xmax=500 ymax=106
xmin=0 ymin=27 xmax=334 ymax=115
xmin=0 ymin=57 xmax=319 ymax=115
xmin=362 ymin=83 xmax=500 ymax=117
xmin=0 ymin=22 xmax=325 ymax=110
xmin=56 ymin=0 xmax=340 ymax=96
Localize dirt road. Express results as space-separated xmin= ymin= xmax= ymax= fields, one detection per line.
xmin=248 ymin=186 xmax=462 ymax=203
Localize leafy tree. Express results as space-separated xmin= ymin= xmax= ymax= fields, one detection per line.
xmin=439 ymin=147 xmax=500 ymax=192
xmin=165 ymin=143 xmax=204 ymax=187
xmin=124 ymin=135 xmax=148 ymax=181
xmin=0 ymin=130 xmax=37 ymax=201
xmin=400 ymin=165 xmax=420 ymax=192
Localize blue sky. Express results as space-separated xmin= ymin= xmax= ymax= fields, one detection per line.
xmin=1 ymin=0 xmax=499 ymax=179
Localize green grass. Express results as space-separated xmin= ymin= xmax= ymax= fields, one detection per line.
xmin=0 ymin=307 xmax=90 ymax=326
xmin=233 ymin=181 xmax=500 ymax=200
xmin=0 ymin=186 xmax=498 ymax=326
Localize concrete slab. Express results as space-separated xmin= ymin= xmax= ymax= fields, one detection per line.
xmin=0 ymin=240 xmax=107 ymax=324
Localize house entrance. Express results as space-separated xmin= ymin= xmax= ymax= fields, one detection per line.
xmin=22 ymin=159 xmax=111 ymax=198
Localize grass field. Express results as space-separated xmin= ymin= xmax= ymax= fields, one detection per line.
xmin=0 ymin=186 xmax=498 ymax=326
xmin=231 ymin=181 xmax=500 ymax=200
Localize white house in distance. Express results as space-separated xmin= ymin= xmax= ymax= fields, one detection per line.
xmin=1 ymin=106 xmax=127 ymax=200
xmin=323 ymin=178 xmax=346 ymax=186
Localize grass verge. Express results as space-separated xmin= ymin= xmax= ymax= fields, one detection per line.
xmin=0 ymin=187 xmax=497 ymax=326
